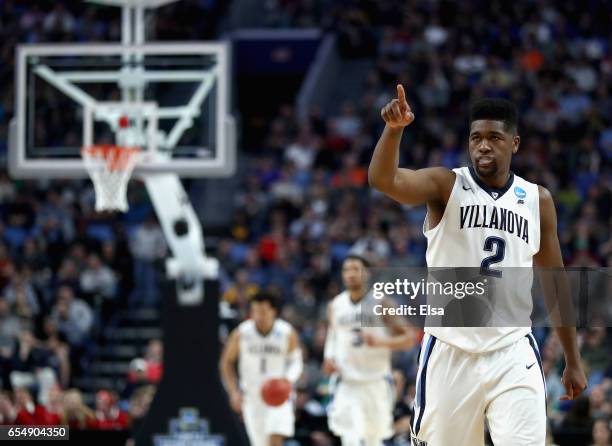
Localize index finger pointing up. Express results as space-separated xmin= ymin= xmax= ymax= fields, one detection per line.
xmin=397 ymin=84 xmax=406 ymax=103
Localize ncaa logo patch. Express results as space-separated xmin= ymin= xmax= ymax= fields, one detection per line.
xmin=514 ymin=186 xmax=527 ymax=200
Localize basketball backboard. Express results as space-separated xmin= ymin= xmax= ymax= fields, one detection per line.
xmin=9 ymin=42 xmax=235 ymax=178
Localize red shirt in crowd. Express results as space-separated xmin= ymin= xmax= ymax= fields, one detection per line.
xmin=92 ymin=408 xmax=130 ymax=430
xmin=14 ymin=404 xmax=60 ymax=425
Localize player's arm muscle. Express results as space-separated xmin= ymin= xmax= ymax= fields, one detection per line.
xmin=286 ymin=329 xmax=303 ymax=384
xmin=288 ymin=328 xmax=299 ymax=352
xmin=322 ymin=303 xmax=339 ymax=374
xmin=369 ymin=137 xmax=455 ymax=206
xmin=534 ymin=186 xmax=586 ymax=399
xmin=379 ymin=298 xmax=416 ymax=350
xmin=219 ymin=328 xmax=240 ymax=396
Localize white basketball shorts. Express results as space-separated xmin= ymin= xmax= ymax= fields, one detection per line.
xmin=242 ymin=391 xmax=295 ymax=446
xmin=411 ymin=332 xmax=546 ymax=446
xmin=328 ymin=375 xmax=395 ymax=442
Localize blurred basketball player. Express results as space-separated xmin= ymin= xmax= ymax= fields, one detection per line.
xmin=220 ymin=291 xmax=303 ymax=446
xmin=368 ymin=85 xmax=587 ymax=446
xmin=323 ymin=254 xmax=415 ymax=446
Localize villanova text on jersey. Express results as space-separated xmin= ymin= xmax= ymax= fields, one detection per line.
xmin=247 ymin=344 xmax=282 ymax=355
xmin=459 ymin=204 xmax=529 ymax=244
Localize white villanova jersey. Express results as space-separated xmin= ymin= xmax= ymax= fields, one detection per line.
xmin=238 ymin=319 xmax=292 ymax=395
xmin=424 ymin=166 xmax=540 ymax=353
xmin=329 ymin=291 xmax=391 ymax=382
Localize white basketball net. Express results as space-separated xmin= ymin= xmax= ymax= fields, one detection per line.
xmin=81 ymin=145 xmax=142 ymax=212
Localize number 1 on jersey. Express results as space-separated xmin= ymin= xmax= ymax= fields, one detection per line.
xmin=480 ymin=236 xmax=505 ymax=278
xmin=352 ymin=327 xmax=364 ymax=346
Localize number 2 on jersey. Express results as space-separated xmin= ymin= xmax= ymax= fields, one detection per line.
xmin=480 ymin=236 xmax=505 ymax=278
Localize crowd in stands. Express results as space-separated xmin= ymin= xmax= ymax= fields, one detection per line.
xmin=224 ymin=1 xmax=611 ymax=445
xmin=0 ymin=0 xmax=610 ymax=445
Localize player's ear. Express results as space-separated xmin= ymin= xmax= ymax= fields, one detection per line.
xmin=512 ymin=135 xmax=520 ymax=154
xmin=362 ymin=266 xmax=370 ymax=283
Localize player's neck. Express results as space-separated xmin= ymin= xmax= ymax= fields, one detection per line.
xmin=255 ymin=321 xmax=274 ymax=336
xmin=348 ymin=288 xmax=366 ymax=303
xmin=473 ymin=168 xmax=511 ymax=189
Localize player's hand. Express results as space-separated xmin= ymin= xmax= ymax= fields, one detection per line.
xmin=322 ymin=359 xmax=338 ymax=375
xmin=363 ymin=333 xmax=384 ymax=347
xmin=229 ymin=390 xmax=243 ymax=413
xmin=559 ymin=364 xmax=588 ymax=400
xmin=380 ymin=84 xmax=415 ymax=129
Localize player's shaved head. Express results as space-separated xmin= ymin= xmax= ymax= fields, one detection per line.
xmin=470 ymin=98 xmax=518 ymax=135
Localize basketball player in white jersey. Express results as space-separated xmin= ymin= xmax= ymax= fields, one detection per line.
xmin=368 ymin=85 xmax=588 ymax=446
xmin=323 ymin=254 xmax=415 ymax=446
xmin=220 ymin=291 xmax=303 ymax=446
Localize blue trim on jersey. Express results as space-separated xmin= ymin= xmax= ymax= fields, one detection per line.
xmin=325 ymin=374 xmax=341 ymax=412
xmin=414 ymin=335 xmax=436 ymax=436
xmin=468 ymin=166 xmax=515 ymax=200
xmin=526 ymin=333 xmax=547 ymax=407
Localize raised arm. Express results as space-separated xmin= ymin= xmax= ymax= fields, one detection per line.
xmin=534 ymin=185 xmax=587 ymax=400
xmin=368 ymin=84 xmax=455 ymax=206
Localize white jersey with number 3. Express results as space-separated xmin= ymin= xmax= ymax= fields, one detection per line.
xmin=423 ymin=166 xmax=540 ymax=353
xmin=238 ymin=319 xmax=292 ymax=396
xmin=329 ymin=291 xmax=391 ymax=382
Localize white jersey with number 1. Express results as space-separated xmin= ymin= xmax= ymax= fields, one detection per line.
xmin=237 ymin=318 xmax=295 ymax=446
xmin=238 ymin=319 xmax=292 ymax=396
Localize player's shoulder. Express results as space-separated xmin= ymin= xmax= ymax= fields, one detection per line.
xmin=329 ymin=290 xmax=349 ymax=307
xmin=534 ymin=184 xmax=553 ymax=201
xmin=273 ymin=318 xmax=293 ymax=333
xmin=237 ymin=318 xmax=255 ymax=334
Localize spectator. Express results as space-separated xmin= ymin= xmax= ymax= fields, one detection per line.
xmin=128 ymin=385 xmax=156 ymax=436
xmin=3 ymin=272 xmax=40 ymax=317
xmin=13 ymin=387 xmax=58 ymax=425
xmin=142 ymin=340 xmax=163 ymax=384
xmin=60 ymin=389 xmax=95 ymax=429
xmin=0 ymin=391 xmax=16 ymax=424
xmin=590 ymin=418 xmax=611 ymax=446
xmin=44 ymin=385 xmax=63 ymax=425
xmin=41 ymin=318 xmax=70 ymax=389
xmin=129 ymin=216 xmax=166 ymax=308
xmin=222 ymin=269 xmax=259 ymax=317
xmin=80 ymin=253 xmax=117 ymax=299
xmin=43 ymin=3 xmax=75 ymax=36
xmin=0 ymin=297 xmax=20 ymax=355
xmin=93 ymin=390 xmax=130 ymax=430
xmin=50 ymin=286 xmax=93 ymax=347
xmin=8 ymin=328 xmax=57 ymax=397
xmin=127 ymin=340 xmax=163 ymax=386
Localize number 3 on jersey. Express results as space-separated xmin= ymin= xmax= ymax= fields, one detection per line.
xmin=480 ymin=236 xmax=505 ymax=278
xmin=351 ymin=327 xmax=364 ymax=346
